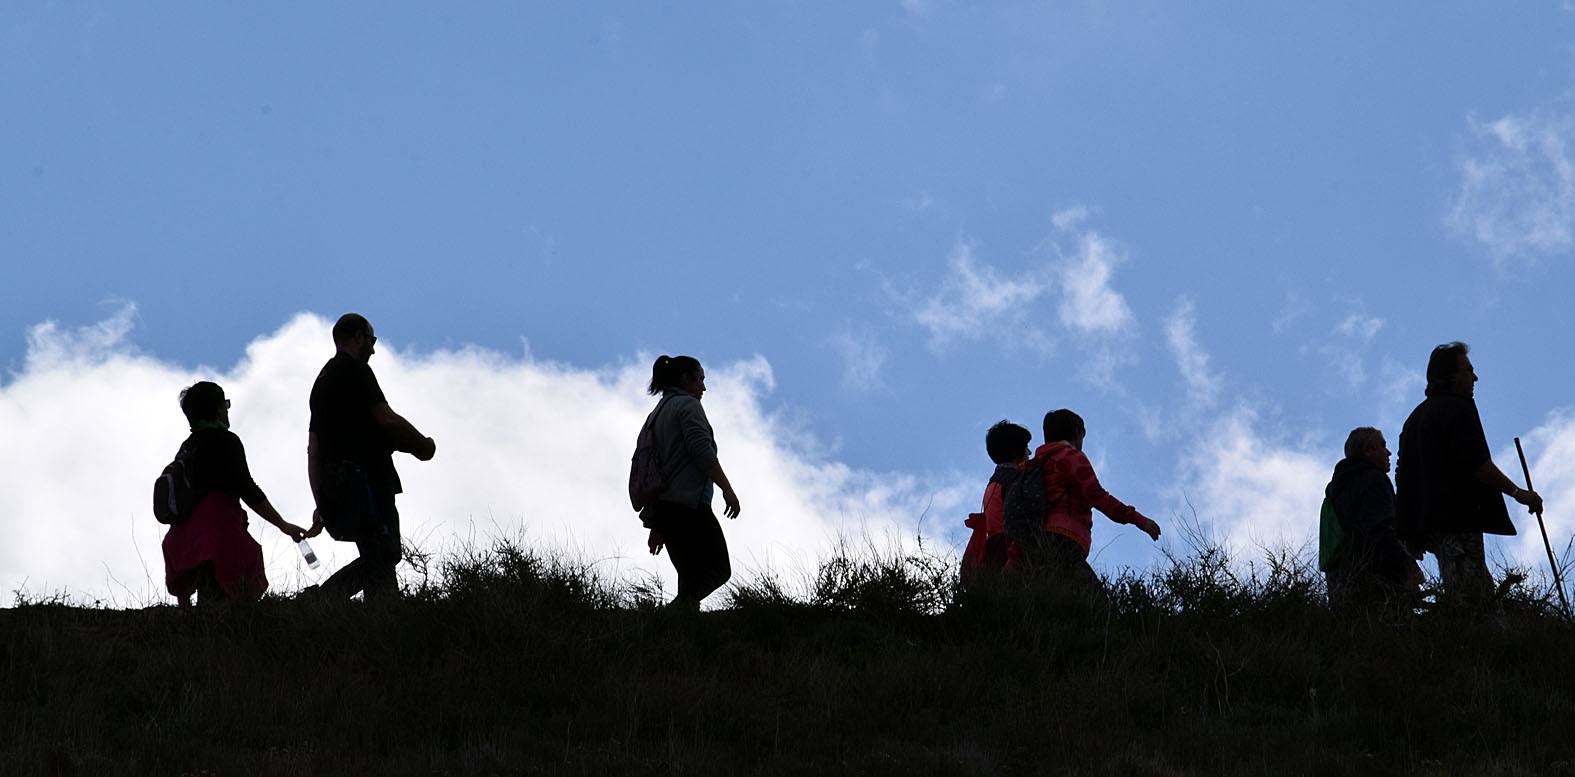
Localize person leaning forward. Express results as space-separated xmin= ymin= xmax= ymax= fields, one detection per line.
xmin=305 ymin=313 xmax=437 ymax=601
xmin=1394 ymin=342 xmax=1541 ymax=610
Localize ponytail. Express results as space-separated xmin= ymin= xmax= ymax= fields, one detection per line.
xmin=648 ymin=354 xmax=703 ymax=396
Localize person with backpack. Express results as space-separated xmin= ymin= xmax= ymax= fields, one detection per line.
xmin=1394 ymin=342 xmax=1541 ymax=610
xmin=1320 ymin=427 xmax=1423 ymax=611
xmin=1004 ymin=409 xmax=1160 ymax=588
xmin=305 ymin=313 xmax=437 ymax=601
xmin=161 ymin=382 xmax=309 ymax=606
xmin=962 ymin=420 xmax=1030 ymax=584
xmin=631 ymin=355 xmax=741 ymax=610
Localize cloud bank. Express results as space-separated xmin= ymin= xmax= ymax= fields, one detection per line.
xmin=1448 ymin=103 xmax=1575 ymax=261
xmin=0 ymin=308 xmax=966 ymax=605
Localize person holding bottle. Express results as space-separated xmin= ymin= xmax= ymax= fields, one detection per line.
xmin=162 ymin=381 xmax=308 ymax=606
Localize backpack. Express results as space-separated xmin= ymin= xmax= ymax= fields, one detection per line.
xmin=628 ymin=396 xmax=678 ymax=512
xmin=1317 ymin=496 xmax=1345 ymax=573
xmin=1002 ymin=457 xmax=1051 ymax=549
xmin=152 ymin=443 xmax=198 ymax=525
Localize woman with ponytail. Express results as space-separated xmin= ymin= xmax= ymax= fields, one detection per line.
xmin=637 ymin=355 xmax=742 ymax=609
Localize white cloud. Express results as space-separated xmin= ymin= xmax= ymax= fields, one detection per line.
xmin=1271 ymin=292 xmax=1313 ymax=334
xmin=1051 ymin=206 xmax=1090 ymax=232
xmin=1319 ymin=312 xmax=1386 ymax=390
xmin=912 ymin=241 xmax=1046 ymax=350
xmin=1174 ymin=408 xmax=1330 ymax=557
xmin=1164 ymin=298 xmax=1221 ymax=407
xmin=1448 ymin=103 xmax=1575 ymax=261
xmin=0 ymin=309 xmax=967 ymax=605
xmin=1334 ymin=313 xmax=1383 ymax=342
xmin=828 ymin=331 xmax=888 ymax=392
xmin=1056 ymin=232 xmax=1135 ymax=335
xmin=1375 ymin=360 xmax=1424 ymax=434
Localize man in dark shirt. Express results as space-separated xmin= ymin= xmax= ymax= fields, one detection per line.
xmin=1395 ymin=342 xmax=1541 ymax=609
xmin=306 ymin=313 xmax=437 ymax=600
xmin=1324 ymin=427 xmax=1421 ymax=610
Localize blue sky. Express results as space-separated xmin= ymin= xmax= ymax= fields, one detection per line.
xmin=5 ymin=3 xmax=1575 ymax=597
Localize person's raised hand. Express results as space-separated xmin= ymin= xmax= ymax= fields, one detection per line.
xmin=647 ymin=529 xmax=666 ymax=556
xmin=281 ymin=522 xmax=308 ymax=543
xmin=305 ymin=509 xmax=325 ymax=539
xmin=723 ymin=489 xmax=741 ymax=519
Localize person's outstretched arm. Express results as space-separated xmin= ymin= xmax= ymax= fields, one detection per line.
xmin=372 ymin=403 xmax=437 ymax=460
xmin=220 ymin=433 xmax=306 ymax=541
xmin=1063 ymin=452 xmax=1160 ymax=541
xmin=243 ymin=492 xmax=307 ymax=542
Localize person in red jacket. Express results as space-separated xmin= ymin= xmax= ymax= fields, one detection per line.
xmin=1015 ymin=409 xmax=1161 ymax=587
xmin=962 ymin=420 xmax=1031 ymax=583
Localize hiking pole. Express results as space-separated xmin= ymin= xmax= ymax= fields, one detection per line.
xmin=1514 ymin=437 xmax=1571 ymax=618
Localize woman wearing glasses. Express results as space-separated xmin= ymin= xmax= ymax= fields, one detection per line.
xmin=161 ymin=381 xmax=308 ymax=606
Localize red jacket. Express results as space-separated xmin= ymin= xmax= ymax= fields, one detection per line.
xmin=1033 ymin=441 xmax=1140 ymax=554
xmin=963 ymin=463 xmax=1021 ymax=576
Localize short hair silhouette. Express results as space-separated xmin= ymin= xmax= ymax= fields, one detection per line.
xmin=333 ymin=313 xmax=372 ymax=346
xmin=1043 ymin=409 xmax=1085 ymax=444
xmin=648 ymin=355 xmax=703 ymax=396
xmin=985 ymin=420 xmax=1032 ymax=464
xmin=1343 ymin=427 xmax=1383 ymax=459
xmin=180 ymin=382 xmax=225 ymax=426
xmin=1425 ymin=341 xmax=1469 ymax=394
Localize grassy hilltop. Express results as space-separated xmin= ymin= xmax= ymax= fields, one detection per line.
xmin=3 ymin=536 xmax=1573 ymax=777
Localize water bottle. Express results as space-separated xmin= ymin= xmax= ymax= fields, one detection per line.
xmin=298 ymin=539 xmax=320 ymax=569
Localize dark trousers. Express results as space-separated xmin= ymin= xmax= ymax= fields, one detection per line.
xmin=1016 ymin=531 xmax=1104 ymax=600
xmin=647 ymin=500 xmax=731 ymax=606
xmin=323 ymin=493 xmax=401 ymax=601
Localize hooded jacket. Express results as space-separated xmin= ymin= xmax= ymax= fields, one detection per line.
xmin=1325 ymin=456 xmax=1412 ymax=585
xmin=1032 ymin=441 xmax=1140 ymax=554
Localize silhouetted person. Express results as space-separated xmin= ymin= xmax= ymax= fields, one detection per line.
xmin=306 ymin=314 xmax=436 ymax=601
xmin=962 ymin=420 xmax=1030 ymax=583
xmin=1011 ymin=409 xmax=1161 ymax=586
xmin=163 ymin=382 xmax=307 ymax=606
xmin=1324 ymin=427 xmax=1422 ymax=611
xmin=639 ymin=355 xmax=742 ymax=610
xmin=1395 ymin=342 xmax=1541 ymax=610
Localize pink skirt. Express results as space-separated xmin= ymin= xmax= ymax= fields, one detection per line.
xmin=162 ymin=492 xmax=267 ymax=602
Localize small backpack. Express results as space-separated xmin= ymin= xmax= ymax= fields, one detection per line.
xmin=153 ymin=443 xmax=198 ymax=525
xmin=1002 ymin=457 xmax=1051 ymax=549
xmin=628 ymin=396 xmax=677 ymax=512
xmin=1317 ymin=496 xmax=1345 ymax=573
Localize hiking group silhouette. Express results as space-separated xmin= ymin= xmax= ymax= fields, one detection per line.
xmin=155 ymin=315 xmax=1557 ymax=615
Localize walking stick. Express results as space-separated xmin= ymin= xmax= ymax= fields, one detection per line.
xmin=1514 ymin=437 xmax=1571 ymax=618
